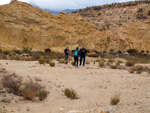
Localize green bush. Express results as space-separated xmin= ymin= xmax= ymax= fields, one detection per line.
xmin=110 ymin=94 xmax=120 ymax=105
xmin=49 ymin=62 xmax=55 ymax=67
xmin=38 ymin=90 xmax=48 ymax=101
xmin=38 ymin=58 xmax=46 ymax=64
xmin=64 ymin=88 xmax=78 ymax=99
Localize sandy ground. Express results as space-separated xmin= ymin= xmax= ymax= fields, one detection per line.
xmin=0 ymin=58 xmax=150 ymax=113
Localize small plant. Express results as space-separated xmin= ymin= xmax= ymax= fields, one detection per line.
xmin=64 ymin=88 xmax=78 ymax=99
xmin=136 ymin=70 xmax=143 ymax=74
xmin=38 ymin=58 xmax=46 ymax=64
xmin=134 ymin=65 xmax=144 ymax=74
xmin=22 ymin=47 xmax=32 ymax=53
xmin=125 ymin=61 xmax=135 ymax=67
xmin=99 ymin=61 xmax=105 ymax=68
xmin=110 ymin=94 xmax=120 ymax=105
xmin=49 ymin=62 xmax=55 ymax=67
xmin=38 ymin=90 xmax=48 ymax=101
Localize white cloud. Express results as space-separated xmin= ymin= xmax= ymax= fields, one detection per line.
xmin=0 ymin=0 xmax=11 ymax=5
xmin=0 ymin=0 xmax=133 ymax=11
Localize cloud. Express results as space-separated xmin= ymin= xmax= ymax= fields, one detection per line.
xmin=0 ymin=0 xmax=133 ymax=11
xmin=0 ymin=0 xmax=11 ymax=5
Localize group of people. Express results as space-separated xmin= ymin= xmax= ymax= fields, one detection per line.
xmin=64 ymin=46 xmax=87 ymax=68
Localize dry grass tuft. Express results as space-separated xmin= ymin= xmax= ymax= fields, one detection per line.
xmin=64 ymin=88 xmax=78 ymax=99
xmin=110 ymin=94 xmax=120 ymax=105
xmin=1 ymin=74 xmax=22 ymax=94
xmin=49 ymin=62 xmax=55 ymax=67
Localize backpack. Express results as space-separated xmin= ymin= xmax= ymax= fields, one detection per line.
xmin=74 ymin=50 xmax=78 ymax=56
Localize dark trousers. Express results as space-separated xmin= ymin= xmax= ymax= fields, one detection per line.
xmin=65 ymin=54 xmax=69 ymax=60
xmin=80 ymin=56 xmax=86 ymax=66
xmin=74 ymin=56 xmax=78 ymax=67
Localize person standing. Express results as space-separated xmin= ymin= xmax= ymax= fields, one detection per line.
xmin=79 ymin=46 xmax=87 ymax=66
xmin=64 ymin=47 xmax=70 ymax=60
xmin=72 ymin=47 xmax=79 ymax=68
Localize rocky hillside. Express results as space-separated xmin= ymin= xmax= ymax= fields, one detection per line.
xmin=0 ymin=0 xmax=150 ymax=52
xmin=75 ymin=0 xmax=150 ymax=51
xmin=0 ymin=1 xmax=100 ymax=52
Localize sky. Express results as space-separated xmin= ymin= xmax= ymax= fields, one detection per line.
xmin=0 ymin=0 xmax=133 ymax=11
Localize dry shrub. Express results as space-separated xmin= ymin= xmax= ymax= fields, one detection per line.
xmin=49 ymin=62 xmax=55 ymax=67
xmin=59 ymin=59 xmax=68 ymax=64
xmin=110 ymin=94 xmax=120 ymax=105
xmin=87 ymin=52 xmax=98 ymax=57
xmin=134 ymin=65 xmax=144 ymax=74
xmin=64 ymin=88 xmax=78 ymax=99
xmin=38 ymin=58 xmax=46 ymax=64
xmin=22 ymin=81 xmax=43 ymax=100
xmin=1 ymin=74 xmax=22 ymax=94
xmin=125 ymin=61 xmax=135 ymax=67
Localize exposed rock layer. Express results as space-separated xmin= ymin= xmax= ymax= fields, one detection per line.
xmin=0 ymin=1 xmax=150 ymax=52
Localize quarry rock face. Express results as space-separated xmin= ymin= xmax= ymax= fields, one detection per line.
xmin=0 ymin=1 xmax=150 ymax=52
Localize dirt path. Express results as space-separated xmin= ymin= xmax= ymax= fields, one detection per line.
xmin=0 ymin=59 xmax=150 ymax=113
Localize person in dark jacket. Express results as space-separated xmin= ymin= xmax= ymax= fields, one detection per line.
xmin=79 ymin=46 xmax=87 ymax=66
xmin=64 ymin=47 xmax=70 ymax=60
xmin=72 ymin=47 xmax=79 ymax=68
